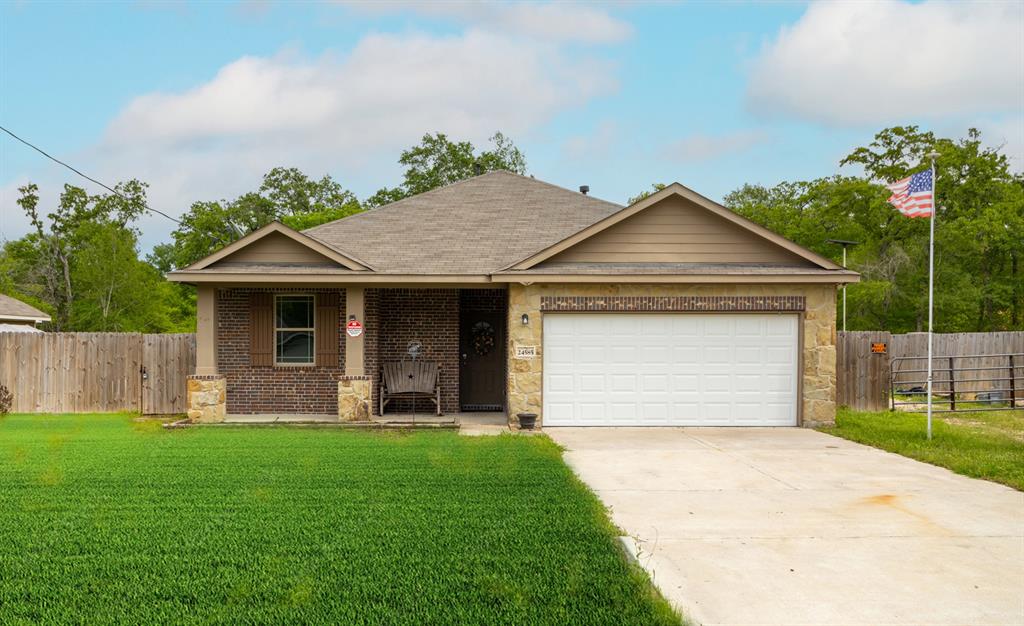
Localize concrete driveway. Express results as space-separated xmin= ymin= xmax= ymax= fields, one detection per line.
xmin=547 ymin=427 xmax=1024 ymax=626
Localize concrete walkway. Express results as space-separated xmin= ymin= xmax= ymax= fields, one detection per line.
xmin=547 ymin=427 xmax=1024 ymax=626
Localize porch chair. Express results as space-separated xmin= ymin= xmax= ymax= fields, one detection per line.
xmin=379 ymin=361 xmax=442 ymax=416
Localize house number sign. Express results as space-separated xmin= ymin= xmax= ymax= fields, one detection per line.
xmin=515 ymin=345 xmax=537 ymax=359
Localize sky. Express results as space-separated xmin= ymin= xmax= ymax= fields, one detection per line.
xmin=2 ymin=0 xmax=1022 ymax=252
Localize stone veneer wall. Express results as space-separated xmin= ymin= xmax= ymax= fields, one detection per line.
xmin=217 ymin=287 xmax=346 ymax=414
xmin=506 ymin=283 xmax=837 ymax=428
xmin=186 ymin=375 xmax=226 ymax=423
xmin=338 ymin=376 xmax=372 ymax=422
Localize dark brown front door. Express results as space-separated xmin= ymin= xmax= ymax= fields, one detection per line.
xmin=459 ymin=312 xmax=505 ymax=411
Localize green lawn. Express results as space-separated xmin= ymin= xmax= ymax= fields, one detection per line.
xmin=0 ymin=414 xmax=679 ymax=625
xmin=823 ymin=408 xmax=1024 ymax=491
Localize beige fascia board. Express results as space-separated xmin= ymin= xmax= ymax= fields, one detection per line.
xmin=184 ymin=221 xmax=374 ymax=272
xmin=166 ymin=272 xmax=495 ymax=285
xmin=504 ymin=183 xmax=843 ymax=271
xmin=489 ymin=272 xmax=861 ymax=284
xmin=0 ymin=314 xmax=52 ymax=323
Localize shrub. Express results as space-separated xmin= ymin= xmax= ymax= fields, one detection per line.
xmin=0 ymin=384 xmax=11 ymax=415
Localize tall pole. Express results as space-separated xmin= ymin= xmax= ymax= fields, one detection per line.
xmin=842 ymin=247 xmax=848 ymax=332
xmin=926 ymin=152 xmax=939 ymax=440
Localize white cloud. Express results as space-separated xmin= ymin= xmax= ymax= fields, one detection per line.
xmin=562 ymin=120 xmax=618 ymax=160
xmin=977 ymin=116 xmax=1024 ymax=172
xmin=660 ymin=130 xmax=769 ymax=163
xmin=747 ymin=0 xmax=1024 ymax=126
xmin=40 ymin=29 xmax=617 ymax=249
xmin=350 ymin=1 xmax=633 ymax=44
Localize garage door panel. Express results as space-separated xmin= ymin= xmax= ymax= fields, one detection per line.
xmin=703 ymin=317 xmax=733 ymax=336
xmin=703 ymin=346 xmax=733 ymax=364
xmin=734 ymin=316 xmax=764 ymax=337
xmin=547 ymin=345 xmax=575 ymax=364
xmin=765 ymin=315 xmax=795 ymax=335
xmin=543 ymin=313 xmax=798 ymax=427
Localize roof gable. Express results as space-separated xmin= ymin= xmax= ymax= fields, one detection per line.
xmin=508 ymin=183 xmax=841 ymax=271
xmin=186 ymin=222 xmax=372 ymax=271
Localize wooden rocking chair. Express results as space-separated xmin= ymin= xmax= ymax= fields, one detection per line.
xmin=379 ymin=361 xmax=442 ymax=416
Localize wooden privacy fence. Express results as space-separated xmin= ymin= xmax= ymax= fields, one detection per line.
xmin=836 ymin=331 xmax=892 ymax=412
xmin=838 ymin=331 xmax=1024 ymax=411
xmin=0 ymin=332 xmax=195 ymax=414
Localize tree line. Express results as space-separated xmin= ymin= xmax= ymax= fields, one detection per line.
xmin=2 ymin=126 xmax=1020 ymax=333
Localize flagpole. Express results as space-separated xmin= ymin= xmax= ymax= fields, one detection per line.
xmin=926 ymin=150 xmax=939 ymax=440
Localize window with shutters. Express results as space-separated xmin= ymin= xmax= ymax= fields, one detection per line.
xmin=275 ymin=295 xmax=315 ymax=365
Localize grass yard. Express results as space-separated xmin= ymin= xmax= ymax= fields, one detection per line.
xmin=823 ymin=408 xmax=1024 ymax=491
xmin=0 ymin=414 xmax=679 ymax=625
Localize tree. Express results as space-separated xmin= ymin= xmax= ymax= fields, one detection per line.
xmin=724 ymin=126 xmax=1023 ymax=332
xmin=157 ymin=167 xmax=363 ymax=271
xmin=366 ymin=132 xmax=527 ymax=207
xmin=3 ymin=180 xmax=186 ymax=331
xmin=628 ymin=183 xmax=666 ymax=205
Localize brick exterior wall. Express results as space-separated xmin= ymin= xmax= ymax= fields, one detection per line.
xmin=217 ymin=287 xmax=346 ymax=414
xmin=540 ymin=295 xmax=806 ymax=312
xmin=461 ymin=289 xmax=507 ymax=314
xmin=373 ymin=289 xmax=460 ymax=414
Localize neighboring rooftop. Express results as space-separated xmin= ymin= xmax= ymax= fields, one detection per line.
xmin=304 ymin=171 xmax=623 ymax=274
xmin=0 ymin=294 xmax=51 ymax=323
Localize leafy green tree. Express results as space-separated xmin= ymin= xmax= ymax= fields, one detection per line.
xmin=157 ymin=167 xmax=363 ymax=271
xmin=723 ymin=126 xmax=1023 ymax=332
xmin=4 ymin=180 xmax=185 ymax=331
xmin=628 ymin=183 xmax=666 ymax=205
xmin=366 ymin=132 xmax=527 ymax=207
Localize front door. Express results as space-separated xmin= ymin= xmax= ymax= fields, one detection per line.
xmin=459 ymin=312 xmax=505 ymax=411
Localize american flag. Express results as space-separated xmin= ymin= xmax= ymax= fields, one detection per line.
xmin=886 ymin=169 xmax=934 ymax=218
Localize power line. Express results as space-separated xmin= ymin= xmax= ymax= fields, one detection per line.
xmin=0 ymin=125 xmax=181 ymax=225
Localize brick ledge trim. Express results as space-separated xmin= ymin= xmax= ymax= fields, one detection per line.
xmin=188 ymin=375 xmax=226 ymax=380
xmin=540 ymin=295 xmax=806 ymax=312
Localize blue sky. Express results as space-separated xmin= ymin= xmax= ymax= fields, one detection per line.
xmin=2 ymin=1 xmax=1021 ymax=251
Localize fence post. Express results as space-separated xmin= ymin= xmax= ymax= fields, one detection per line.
xmin=1010 ymin=354 xmax=1017 ymax=409
xmin=948 ymin=356 xmax=956 ymax=411
xmin=889 ymin=359 xmax=895 ymax=411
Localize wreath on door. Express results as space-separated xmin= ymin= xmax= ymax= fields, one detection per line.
xmin=471 ymin=321 xmax=496 ymax=356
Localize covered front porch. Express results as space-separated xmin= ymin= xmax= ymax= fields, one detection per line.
xmin=186 ymin=285 xmax=510 ymax=424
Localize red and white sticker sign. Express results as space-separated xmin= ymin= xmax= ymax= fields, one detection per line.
xmin=346 ymin=319 xmax=364 ymax=338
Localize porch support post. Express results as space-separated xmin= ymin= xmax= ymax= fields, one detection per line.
xmin=345 ymin=286 xmax=365 ymax=376
xmin=195 ymin=284 xmax=218 ymax=376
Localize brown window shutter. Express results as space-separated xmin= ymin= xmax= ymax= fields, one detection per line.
xmin=250 ymin=292 xmax=273 ymax=366
xmin=316 ymin=292 xmax=339 ymax=367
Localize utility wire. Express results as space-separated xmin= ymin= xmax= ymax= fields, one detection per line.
xmin=0 ymin=124 xmax=181 ymax=224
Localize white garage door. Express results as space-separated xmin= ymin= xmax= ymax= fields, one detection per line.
xmin=543 ymin=313 xmax=799 ymax=426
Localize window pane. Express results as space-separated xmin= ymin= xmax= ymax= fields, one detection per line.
xmin=277 ymin=331 xmax=314 ymax=363
xmin=277 ymin=296 xmax=314 ymax=329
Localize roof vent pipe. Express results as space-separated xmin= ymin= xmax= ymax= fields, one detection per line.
xmin=579 ymin=185 xmax=589 ymax=195
xmin=473 ymin=162 xmax=483 ymax=176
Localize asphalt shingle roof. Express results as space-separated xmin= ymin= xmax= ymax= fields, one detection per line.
xmin=304 ymin=171 xmax=623 ymax=274
xmin=0 ymin=294 xmax=50 ymax=321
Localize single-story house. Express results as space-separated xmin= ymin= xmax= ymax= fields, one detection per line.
xmin=0 ymin=294 xmax=50 ymax=333
xmin=168 ymin=171 xmax=858 ymax=427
